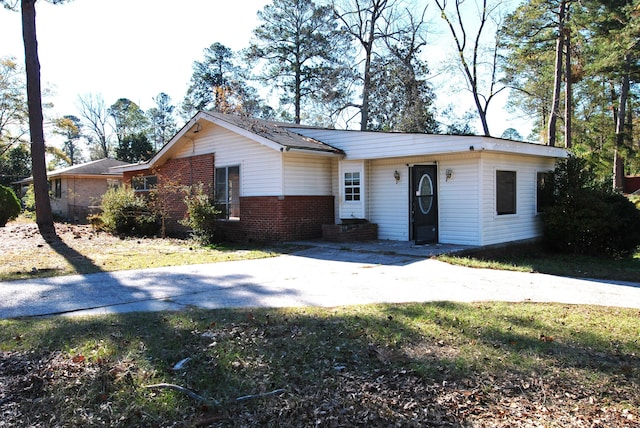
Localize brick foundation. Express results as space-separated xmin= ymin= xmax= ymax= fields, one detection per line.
xmin=322 ymin=221 xmax=378 ymax=242
xmin=217 ymin=195 xmax=335 ymax=243
xmin=124 ymin=159 xmax=335 ymax=242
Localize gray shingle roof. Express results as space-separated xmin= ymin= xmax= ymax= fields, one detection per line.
xmin=15 ymin=158 xmax=130 ymax=184
xmin=203 ymin=112 xmax=344 ymax=154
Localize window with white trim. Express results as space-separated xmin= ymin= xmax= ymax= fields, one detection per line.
xmin=496 ymin=170 xmax=516 ymax=215
xmin=344 ymin=172 xmax=361 ymax=201
xmin=215 ymin=166 xmax=240 ymax=219
xmin=132 ymin=175 xmax=157 ymax=192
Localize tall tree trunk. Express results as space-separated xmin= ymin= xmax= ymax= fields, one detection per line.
xmin=473 ymin=91 xmax=490 ymax=137
xmin=613 ymin=54 xmax=630 ymax=192
xmin=548 ymin=0 xmax=566 ymax=147
xmin=21 ymin=0 xmax=54 ymax=235
xmin=360 ymin=40 xmax=373 ymax=131
xmin=294 ymin=59 xmax=302 ymax=124
xmin=564 ymin=23 xmax=572 ymax=149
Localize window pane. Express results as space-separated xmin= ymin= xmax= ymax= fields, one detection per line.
xmin=344 ymin=171 xmax=361 ymax=202
xmin=215 ymin=168 xmax=226 ymax=204
xmin=345 ymin=188 xmax=353 ymax=201
xmin=54 ymin=179 xmax=62 ymax=198
xmin=215 ymin=166 xmax=240 ymax=219
xmin=132 ymin=175 xmax=156 ymax=191
xmin=228 ymin=166 xmax=240 ymax=218
xmin=496 ymin=171 xmax=516 ymax=215
xmin=145 ymin=176 xmax=157 ymax=189
xmin=132 ymin=177 xmax=145 ymax=191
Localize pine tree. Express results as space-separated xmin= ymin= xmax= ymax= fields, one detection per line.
xmin=247 ymin=0 xmax=353 ymax=125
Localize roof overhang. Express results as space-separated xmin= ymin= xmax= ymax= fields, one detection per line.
xmin=117 ymin=111 xmax=343 ymax=173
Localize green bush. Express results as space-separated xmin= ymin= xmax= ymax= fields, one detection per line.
xmin=180 ymin=184 xmax=221 ymax=245
xmin=0 ymin=185 xmax=21 ymax=227
xmin=542 ymin=157 xmax=640 ymax=258
xmin=97 ymin=186 xmax=160 ymax=237
xmin=21 ymin=184 xmax=35 ymax=213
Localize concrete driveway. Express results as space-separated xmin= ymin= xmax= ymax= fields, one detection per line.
xmin=1 ymin=242 xmax=639 ymax=319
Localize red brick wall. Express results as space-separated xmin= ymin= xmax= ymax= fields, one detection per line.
xmin=217 ymin=195 xmax=335 ymax=242
xmin=157 ymin=154 xmax=214 ymax=234
xmin=123 ymin=155 xmax=214 ymax=235
xmin=123 ymin=157 xmax=335 ymax=242
xmin=322 ymin=222 xmax=378 ymax=242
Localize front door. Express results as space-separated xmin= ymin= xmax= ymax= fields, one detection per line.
xmin=411 ymin=165 xmax=438 ymax=244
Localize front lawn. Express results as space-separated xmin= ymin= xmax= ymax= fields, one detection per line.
xmin=0 ymin=220 xmax=280 ymax=281
xmin=1 ymin=303 xmax=638 ymax=426
xmin=438 ymin=242 xmax=640 ymax=283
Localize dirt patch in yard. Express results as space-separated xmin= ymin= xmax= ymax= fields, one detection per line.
xmin=0 ymin=220 xmax=276 ymax=281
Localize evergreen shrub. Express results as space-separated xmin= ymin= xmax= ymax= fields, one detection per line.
xmin=97 ymin=186 xmax=159 ymax=237
xmin=0 ymin=184 xmax=21 ymax=227
xmin=542 ymin=157 xmax=640 ymax=258
xmin=180 ymin=184 xmax=221 ymax=245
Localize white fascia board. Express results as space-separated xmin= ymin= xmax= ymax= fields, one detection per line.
xmin=475 ymin=137 xmax=569 ymax=158
xmin=112 ymin=162 xmax=152 ymax=173
xmin=283 ymin=147 xmax=343 ymax=157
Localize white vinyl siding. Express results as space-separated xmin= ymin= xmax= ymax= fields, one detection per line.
xmin=436 ymin=157 xmax=481 ymax=245
xmin=291 ymin=128 xmax=567 ymax=160
xmin=283 ymin=153 xmax=333 ymax=195
xmin=365 ymin=153 xmax=557 ymax=246
xmin=293 ymin=129 xmax=476 ymax=159
xmin=368 ymin=155 xmax=482 ymax=243
xmin=480 ymin=154 xmax=556 ymax=246
xmin=174 ymin=125 xmax=283 ymax=196
xmin=369 ymin=160 xmax=409 ymax=240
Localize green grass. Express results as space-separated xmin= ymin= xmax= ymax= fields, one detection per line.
xmin=438 ymin=242 xmax=640 ymax=283
xmin=2 ymin=303 xmax=639 ymax=426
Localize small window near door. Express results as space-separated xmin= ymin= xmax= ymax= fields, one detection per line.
xmin=344 ymin=172 xmax=360 ymax=201
xmin=496 ymin=170 xmax=516 ymax=215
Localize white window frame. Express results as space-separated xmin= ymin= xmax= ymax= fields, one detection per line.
xmin=344 ymin=171 xmax=361 ymax=202
xmin=215 ymin=165 xmax=240 ymax=220
xmin=496 ymin=170 xmax=517 ymax=216
xmin=132 ymin=175 xmax=157 ymax=192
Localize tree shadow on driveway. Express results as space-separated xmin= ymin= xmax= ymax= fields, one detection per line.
xmin=0 ymin=267 xmax=306 ymax=319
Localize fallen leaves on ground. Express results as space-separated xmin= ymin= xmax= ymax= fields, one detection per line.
xmin=1 ymin=347 xmax=638 ymax=427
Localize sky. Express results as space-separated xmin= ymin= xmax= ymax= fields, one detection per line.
xmin=0 ymin=0 xmax=532 ymax=139
xmin=0 ymin=0 xmax=270 ymax=115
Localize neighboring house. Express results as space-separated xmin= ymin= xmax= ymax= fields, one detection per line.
xmin=115 ymin=111 xmax=567 ymax=246
xmin=17 ymin=158 xmax=130 ymax=222
xmin=624 ymin=176 xmax=640 ymax=194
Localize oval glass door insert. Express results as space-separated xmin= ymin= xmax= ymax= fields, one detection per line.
xmin=418 ymin=174 xmax=434 ymax=214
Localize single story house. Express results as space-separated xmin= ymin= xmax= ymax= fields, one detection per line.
xmin=114 ymin=111 xmax=567 ymax=246
xmin=17 ymin=158 xmax=130 ymax=222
